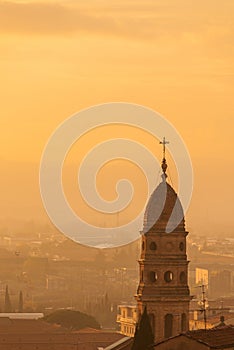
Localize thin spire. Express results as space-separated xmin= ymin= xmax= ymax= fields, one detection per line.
xmin=159 ymin=137 xmax=169 ymax=180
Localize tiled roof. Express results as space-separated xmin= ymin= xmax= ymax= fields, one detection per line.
xmin=104 ymin=337 xmax=133 ymax=350
xmin=73 ymin=327 xmax=123 ymax=335
xmin=0 ymin=320 xmax=125 ymax=348
xmin=73 ymin=327 xmax=102 ymax=333
xmin=186 ymin=326 xmax=234 ymax=348
xmin=0 ymin=318 xmax=67 ymax=333
xmin=0 ymin=313 xmax=43 ymax=319
xmin=154 ymin=326 xmax=234 ymax=348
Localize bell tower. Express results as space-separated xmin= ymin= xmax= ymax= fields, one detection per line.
xmin=135 ymin=138 xmax=191 ymax=342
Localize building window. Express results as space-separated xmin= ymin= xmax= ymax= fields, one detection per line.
xmin=164 ymin=314 xmax=173 ymax=338
xmin=181 ymin=313 xmax=186 ymax=332
xmin=141 ymin=270 xmax=143 ymax=282
xmin=149 ymin=271 xmax=158 ymax=282
xmin=127 ymin=308 xmax=132 ymax=317
xmin=179 ymin=242 xmax=184 ymax=251
xmin=142 ymin=241 xmax=145 ymax=251
xmin=150 ymin=241 xmax=157 ymax=251
xmin=180 ymin=271 xmax=186 ymax=284
xmin=164 ymin=271 xmax=173 ymax=282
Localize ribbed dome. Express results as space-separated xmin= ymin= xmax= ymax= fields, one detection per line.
xmin=143 ymin=180 xmax=185 ymax=234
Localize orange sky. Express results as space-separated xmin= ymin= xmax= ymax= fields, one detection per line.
xmin=0 ymin=0 xmax=234 ymax=238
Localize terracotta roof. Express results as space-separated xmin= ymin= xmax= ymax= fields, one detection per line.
xmin=154 ymin=326 xmax=234 ymax=348
xmin=104 ymin=336 xmax=133 ymax=350
xmin=0 ymin=332 xmax=125 ymax=349
xmin=0 ymin=313 xmax=43 ymax=319
xmin=186 ymin=326 xmax=234 ymax=348
xmin=0 ymin=318 xmax=67 ymax=333
xmin=74 ymin=327 xmax=102 ymax=333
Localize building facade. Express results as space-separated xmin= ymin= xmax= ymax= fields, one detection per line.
xmin=116 ymin=305 xmax=137 ymax=337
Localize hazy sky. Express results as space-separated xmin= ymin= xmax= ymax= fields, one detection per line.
xmin=0 ymin=0 xmax=234 ymax=237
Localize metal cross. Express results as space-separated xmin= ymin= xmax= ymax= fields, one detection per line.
xmin=159 ymin=137 xmax=169 ymax=158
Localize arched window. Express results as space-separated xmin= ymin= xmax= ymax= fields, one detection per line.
xmin=181 ymin=313 xmax=187 ymax=332
xmin=164 ymin=314 xmax=173 ymax=338
xmin=149 ymin=271 xmax=158 ymax=282
xmin=164 ymin=271 xmax=173 ymax=282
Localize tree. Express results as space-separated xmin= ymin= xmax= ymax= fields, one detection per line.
xmin=18 ymin=290 xmax=23 ymax=313
xmin=43 ymin=309 xmax=100 ymax=330
xmin=131 ymin=307 xmax=154 ymax=350
xmin=4 ymin=285 xmax=12 ymax=313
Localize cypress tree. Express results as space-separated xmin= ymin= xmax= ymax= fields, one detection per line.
xmin=131 ymin=307 xmax=154 ymax=350
xmin=131 ymin=323 xmax=139 ymax=350
xmin=4 ymin=285 xmax=12 ymax=313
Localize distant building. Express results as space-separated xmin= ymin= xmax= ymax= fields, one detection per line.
xmin=189 ymin=309 xmax=232 ymax=330
xmin=193 ymin=266 xmax=234 ymax=298
xmin=46 ymin=274 xmax=68 ymax=291
xmin=116 ymin=305 xmax=137 ymax=336
xmin=210 ymin=270 xmax=232 ymax=297
xmin=195 ymin=268 xmax=209 ymax=286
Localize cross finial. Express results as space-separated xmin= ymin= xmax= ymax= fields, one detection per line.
xmin=159 ymin=137 xmax=169 ymax=179
xmin=159 ymin=137 xmax=169 ymax=159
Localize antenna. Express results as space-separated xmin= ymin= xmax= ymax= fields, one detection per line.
xmin=200 ymin=284 xmax=207 ymax=330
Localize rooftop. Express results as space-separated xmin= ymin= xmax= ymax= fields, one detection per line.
xmin=186 ymin=326 xmax=234 ymax=348
xmin=0 ymin=312 xmax=44 ymax=320
xmin=0 ymin=318 xmax=67 ymax=333
xmin=154 ymin=326 xmax=234 ymax=348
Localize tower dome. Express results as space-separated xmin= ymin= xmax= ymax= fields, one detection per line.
xmin=143 ymin=180 xmax=185 ymax=234
xmin=143 ymin=137 xmax=185 ymax=234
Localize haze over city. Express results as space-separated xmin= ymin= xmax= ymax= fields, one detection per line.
xmin=0 ymin=1 xmax=234 ymax=349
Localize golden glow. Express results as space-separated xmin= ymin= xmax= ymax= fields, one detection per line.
xmin=0 ymin=0 xmax=234 ymax=235
xmin=63 ymin=124 xmax=177 ymax=227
